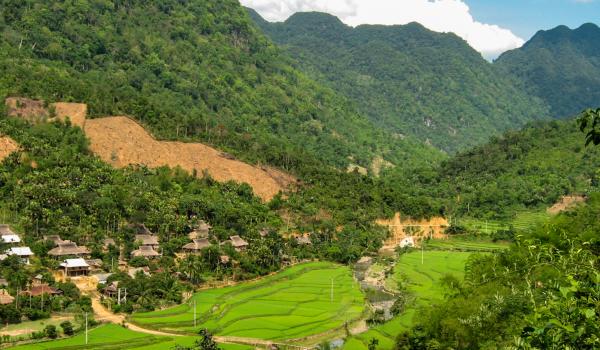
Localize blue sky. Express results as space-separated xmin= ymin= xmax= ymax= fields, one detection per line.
xmin=468 ymin=0 xmax=600 ymax=40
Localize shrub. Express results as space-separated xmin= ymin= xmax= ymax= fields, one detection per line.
xmin=44 ymin=325 xmax=57 ymax=339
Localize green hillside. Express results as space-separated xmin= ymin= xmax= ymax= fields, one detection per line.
xmin=496 ymin=23 xmax=600 ymax=118
xmin=248 ymin=10 xmax=550 ymax=153
xmin=0 ymin=0 xmax=439 ymax=171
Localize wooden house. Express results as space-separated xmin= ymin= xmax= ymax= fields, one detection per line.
xmin=6 ymin=247 xmax=34 ymax=264
xmin=48 ymin=241 xmax=90 ymax=259
xmin=229 ymin=236 xmax=248 ymax=252
xmin=0 ymin=289 xmax=14 ymax=305
xmin=131 ymin=245 xmax=161 ymax=259
xmin=60 ymin=258 xmax=90 ymax=277
xmin=182 ymin=238 xmax=211 ymax=254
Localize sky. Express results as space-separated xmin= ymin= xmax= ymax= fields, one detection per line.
xmin=240 ymin=0 xmax=600 ymax=60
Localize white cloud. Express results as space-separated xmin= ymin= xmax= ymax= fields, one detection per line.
xmin=240 ymin=0 xmax=525 ymax=60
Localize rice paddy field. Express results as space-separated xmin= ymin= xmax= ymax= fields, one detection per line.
xmin=343 ymin=250 xmax=476 ymax=350
xmin=424 ymin=237 xmax=509 ymax=252
xmin=132 ymin=261 xmax=365 ymax=341
xmin=461 ymin=209 xmax=550 ymax=233
xmin=8 ymin=323 xmax=253 ymax=350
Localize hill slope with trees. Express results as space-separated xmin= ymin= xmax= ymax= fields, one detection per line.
xmin=248 ymin=10 xmax=550 ymax=153
xmin=496 ymin=23 xmax=600 ymax=119
xmin=0 ymin=0 xmax=439 ymax=172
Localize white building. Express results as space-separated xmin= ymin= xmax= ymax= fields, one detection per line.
xmin=6 ymin=247 xmax=34 ymax=264
xmin=399 ymin=237 xmax=415 ymax=248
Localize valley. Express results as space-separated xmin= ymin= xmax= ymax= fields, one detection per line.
xmin=0 ymin=1 xmax=598 ymax=350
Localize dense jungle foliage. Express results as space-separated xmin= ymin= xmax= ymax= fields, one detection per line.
xmin=496 ymin=23 xmax=600 ymax=119
xmin=397 ymin=193 xmax=600 ymax=349
xmin=248 ymin=10 xmax=550 ymax=153
xmin=0 ymin=0 xmax=440 ymax=172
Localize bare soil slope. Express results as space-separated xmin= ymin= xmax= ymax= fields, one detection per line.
xmin=547 ymin=195 xmax=586 ymax=215
xmin=0 ymin=136 xmax=19 ymax=161
xmin=377 ymin=213 xmax=448 ymax=251
xmin=5 ymin=98 xmax=295 ymax=201
xmin=85 ymin=116 xmax=294 ymax=201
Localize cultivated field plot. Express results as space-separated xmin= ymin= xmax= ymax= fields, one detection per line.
xmin=9 ymin=323 xmax=252 ymax=350
xmin=345 ymin=250 xmax=473 ymax=350
xmin=132 ymin=262 xmax=364 ymax=340
xmin=424 ymin=238 xmax=509 ymax=252
xmin=461 ymin=210 xmax=550 ymax=233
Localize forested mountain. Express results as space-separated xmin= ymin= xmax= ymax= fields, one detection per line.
xmin=496 ymin=23 xmax=600 ymax=118
xmin=375 ymin=117 xmax=600 ymax=220
xmin=0 ymin=0 xmax=439 ymax=172
xmin=248 ymin=10 xmax=550 ymax=153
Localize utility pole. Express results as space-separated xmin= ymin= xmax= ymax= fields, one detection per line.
xmin=118 ymin=288 xmax=121 ymax=305
xmin=330 ymin=278 xmax=334 ymax=302
xmin=193 ymin=300 xmax=197 ymax=327
xmin=85 ymin=312 xmax=88 ymax=345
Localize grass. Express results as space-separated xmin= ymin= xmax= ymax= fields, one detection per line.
xmin=8 ymin=323 xmax=254 ymax=350
xmin=424 ymin=237 xmax=509 ymax=252
xmin=461 ymin=209 xmax=550 ymax=233
xmin=0 ymin=317 xmax=80 ymax=338
xmin=343 ymin=250 xmax=474 ymax=350
xmin=132 ymin=261 xmax=365 ymax=341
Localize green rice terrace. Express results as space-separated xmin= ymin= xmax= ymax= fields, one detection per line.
xmin=131 ymin=261 xmax=364 ymax=341
xmin=9 ymin=323 xmax=252 ymax=350
xmin=343 ymin=243 xmax=505 ymax=350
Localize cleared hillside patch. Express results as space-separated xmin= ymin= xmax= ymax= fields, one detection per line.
xmin=0 ymin=135 xmax=18 ymax=161
xmin=132 ymin=262 xmax=364 ymax=341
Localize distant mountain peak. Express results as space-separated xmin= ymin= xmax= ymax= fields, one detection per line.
xmin=284 ymin=11 xmax=348 ymax=31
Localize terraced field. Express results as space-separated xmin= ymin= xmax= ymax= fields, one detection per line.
xmin=424 ymin=238 xmax=509 ymax=252
xmin=462 ymin=210 xmax=550 ymax=233
xmin=343 ymin=250 xmax=474 ymax=349
xmin=132 ymin=261 xmax=364 ymax=340
xmin=9 ymin=323 xmax=252 ymax=350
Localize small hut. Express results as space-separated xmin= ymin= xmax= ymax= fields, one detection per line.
xmin=43 ymin=235 xmax=66 ymax=246
xmin=135 ymin=234 xmax=159 ymax=249
xmin=48 ymin=241 xmax=90 ymax=259
xmin=220 ymin=255 xmax=231 ymax=265
xmin=131 ymin=245 xmax=161 ymax=259
xmin=0 ymin=289 xmax=14 ymax=305
xmin=0 ymin=226 xmax=21 ymax=244
xmin=7 ymin=247 xmax=34 ymax=264
xmin=182 ymin=238 xmax=211 ymax=254
xmin=103 ymin=281 xmax=119 ymax=298
xmin=60 ymin=258 xmax=90 ymax=277
xmin=229 ymin=236 xmax=248 ymax=252
xmin=22 ymin=284 xmax=62 ymax=297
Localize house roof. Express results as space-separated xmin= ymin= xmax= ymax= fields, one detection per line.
xmin=135 ymin=234 xmax=159 ymax=246
xmin=86 ymin=259 xmax=103 ymax=267
xmin=0 ymin=289 xmax=14 ymax=305
xmin=0 ymin=225 xmax=15 ymax=235
xmin=48 ymin=242 xmax=90 ymax=256
xmin=128 ymin=267 xmax=151 ymax=278
xmin=296 ymin=236 xmax=312 ymax=245
xmin=94 ymin=273 xmax=113 ymax=284
xmin=220 ymin=255 xmax=230 ymax=264
xmin=129 ymin=223 xmax=153 ymax=235
xmin=22 ymin=284 xmax=62 ymax=297
xmin=131 ymin=245 xmax=161 ymax=257
xmin=103 ymin=281 xmax=119 ymax=293
xmin=60 ymin=258 xmax=89 ymax=268
xmin=8 ymin=247 xmax=34 ymax=256
xmin=1 ymin=234 xmax=20 ymax=243
xmin=103 ymin=238 xmax=116 ymax=247
xmin=43 ymin=235 xmax=65 ymax=246
xmin=229 ymin=235 xmax=248 ymax=248
xmin=182 ymin=238 xmax=211 ymax=251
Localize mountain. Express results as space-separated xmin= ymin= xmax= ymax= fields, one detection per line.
xmin=0 ymin=0 xmax=440 ymax=173
xmin=496 ymin=23 xmax=600 ymax=118
xmin=248 ymin=10 xmax=550 ymax=153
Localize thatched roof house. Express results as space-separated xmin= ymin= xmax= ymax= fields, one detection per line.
xmin=21 ymin=284 xmax=62 ymax=297
xmin=0 ymin=289 xmax=14 ymax=305
xmin=103 ymin=281 xmax=119 ymax=298
xmin=103 ymin=238 xmax=116 ymax=248
xmin=48 ymin=241 xmax=90 ymax=258
xmin=189 ymin=220 xmax=212 ymax=240
xmin=229 ymin=236 xmax=248 ymax=251
xmin=182 ymin=238 xmax=211 ymax=253
xmin=0 ymin=225 xmax=15 ymax=236
xmin=43 ymin=235 xmax=66 ymax=246
xmin=131 ymin=245 xmax=161 ymax=258
xmin=220 ymin=255 xmax=230 ymax=264
xmin=135 ymin=234 xmax=159 ymax=248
